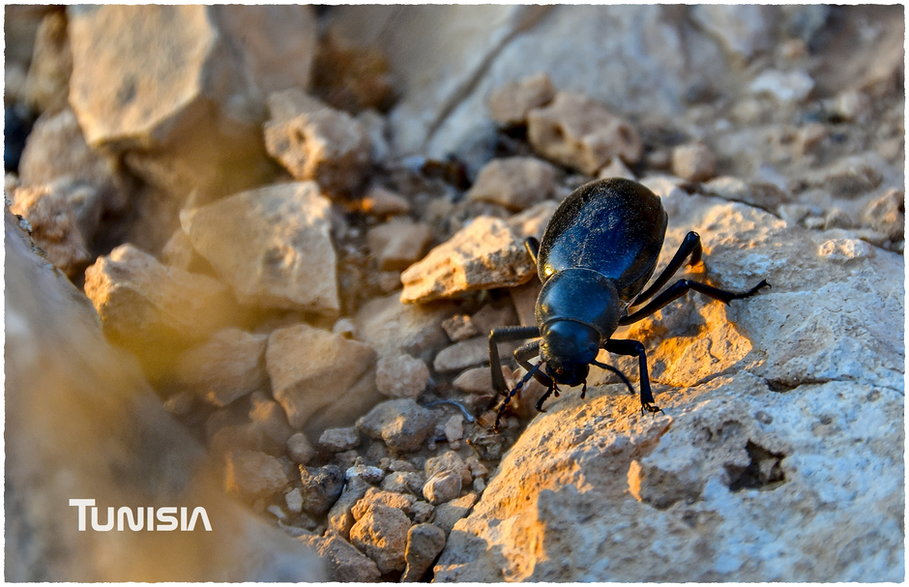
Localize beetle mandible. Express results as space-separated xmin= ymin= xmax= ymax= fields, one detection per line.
xmin=488 ymin=178 xmax=769 ymax=431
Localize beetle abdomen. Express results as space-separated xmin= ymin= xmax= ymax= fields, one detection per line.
xmin=538 ymin=178 xmax=667 ymax=300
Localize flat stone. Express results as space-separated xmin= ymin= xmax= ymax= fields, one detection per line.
xmin=422 ymin=470 xmax=462 ymax=505
xmin=224 ymin=450 xmax=289 ymax=501
xmin=357 ymin=399 xmax=436 ymax=453
xmin=176 ymin=328 xmax=269 ymax=407
xmin=453 ymin=367 xmax=493 ymax=394
xmin=367 ymin=219 xmax=433 ymax=271
xmin=319 ymin=427 xmax=362 ymax=452
xmin=433 ymin=337 xmax=489 ymax=373
xmin=402 ymin=523 xmax=447 ymax=581
xmin=527 ymin=91 xmax=643 ymax=174
xmin=400 ymin=216 xmax=535 ymax=304
xmin=355 ymin=291 xmax=455 ymax=362
xmin=466 ymin=156 xmax=558 ymax=211
xmin=432 ymin=492 xmax=478 ymax=534
xmin=299 ymin=531 xmax=381 ymax=582
xmin=487 ymin=72 xmax=556 ymax=126
xmin=180 ymin=182 xmax=340 ymax=315
xmin=352 ymin=488 xmax=417 ymax=520
xmin=376 ymin=354 xmax=431 ymax=399
xmin=441 ymin=314 xmax=479 ymax=342
xmin=349 ymin=503 xmax=412 ymax=574
xmin=266 ymin=323 xmax=378 ymax=431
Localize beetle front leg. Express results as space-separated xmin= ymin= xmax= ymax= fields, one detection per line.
xmin=604 ymin=339 xmax=661 ymax=414
xmin=488 ymin=325 xmax=540 ymax=395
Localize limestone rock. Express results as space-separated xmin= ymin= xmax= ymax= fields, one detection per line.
xmin=527 ymin=91 xmax=643 ymax=174
xmin=299 ymin=464 xmax=345 ymax=515
xmin=453 ymin=367 xmax=493 ymax=394
xmin=400 ymin=216 xmax=535 ymax=304
xmin=327 ymin=476 xmax=372 ymax=538
xmin=22 ymin=10 xmax=71 ymax=114
xmin=357 ymin=399 xmax=436 ymax=453
xmin=83 ymin=244 xmax=233 ymax=347
xmin=224 ymin=450 xmax=290 ymax=501
xmin=487 ymin=73 xmax=556 ymax=127
xmin=176 ymin=328 xmax=269 ymax=407
xmin=286 ymin=432 xmax=316 ymax=465
xmin=376 ymin=354 xmax=431 ymax=399
xmin=749 ymin=69 xmax=815 ymax=104
xmin=299 ymin=531 xmax=381 ymax=582
xmin=690 ymin=5 xmax=776 ymax=62
xmin=433 ymin=337 xmax=489 ymax=373
xmin=422 ymin=470 xmax=462 ymax=505
xmin=319 ymin=427 xmax=362 ymax=452
xmin=367 ymin=218 xmax=433 ymax=270
xmin=466 ymin=156 xmax=558 ymax=211
xmin=266 ymin=323 xmax=378 ymax=432
xmin=349 ymin=503 xmax=412 ymax=574
xmin=180 ymin=182 xmax=340 ymax=315
xmin=402 ymin=523 xmax=447 ymax=581
xmin=355 ymin=291 xmax=456 ymax=362
xmin=671 ymin=142 xmax=717 ymax=182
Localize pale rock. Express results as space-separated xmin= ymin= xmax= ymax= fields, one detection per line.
xmin=286 ymin=432 xmax=316 ymax=465
xmin=180 ymin=182 xmax=340 ymax=315
xmin=319 ymin=427 xmax=361 ymax=452
xmin=352 ymin=488 xmax=417 ymax=520
xmin=299 ymin=464 xmax=345 ymax=515
xmin=367 ymin=218 xmax=433 ymax=270
xmin=861 ymin=188 xmax=904 ymax=241
xmin=425 ymin=450 xmax=473 ymax=488
xmin=381 ymin=471 xmax=426 ymax=495
xmin=467 ymin=156 xmax=558 ymax=211
xmin=346 ymin=464 xmax=386 ymax=485
xmin=505 ymin=199 xmax=559 ymax=241
xmin=224 ymin=450 xmax=289 ymax=501
xmin=832 ymin=89 xmax=871 ymax=122
xmin=411 ymin=501 xmax=435 ymax=524
xmin=266 ymin=323 xmax=378 ymax=432
xmin=327 ymin=476 xmax=371 ymax=538
xmin=598 ymin=157 xmax=636 ymax=181
xmin=453 ymin=367 xmax=493 ymax=394
xmin=434 ymin=337 xmax=489 ymax=373
xmin=400 ymin=216 xmax=535 ymax=304
xmin=332 ymin=317 xmax=358 ymax=338
xmin=354 ymin=292 xmax=455 ymax=362
xmin=361 ymin=185 xmax=412 ymax=216
xmin=441 ymin=314 xmax=478 ymax=342
xmin=443 ymin=415 xmax=465 ymax=443
xmin=356 ymin=399 xmax=436 ymax=453
xmin=691 ymin=5 xmax=776 ymax=62
xmin=22 ymin=10 xmax=71 ymax=114
xmin=704 ymin=176 xmax=789 ymax=211
xmin=432 ymin=492 xmax=478 ymax=534
xmin=264 ymin=98 xmax=371 ymax=196
xmin=471 ymin=302 xmax=519 ymax=334
xmin=487 ymin=72 xmax=556 ymax=126
xmin=527 ymin=91 xmax=643 ymax=174
xmin=376 ymin=354 xmax=431 ymax=399
xmin=402 ymin=523 xmax=447 ymax=581
xmin=422 ymin=470 xmax=462 ymax=505
xmin=246 ymin=394 xmax=294 ymax=449
xmin=9 ymin=182 xmax=93 ymax=276
xmin=176 ymin=328 xmax=268 ymax=407
xmin=299 ymin=531 xmax=381 ymax=582
xmin=349 ymin=503 xmax=412 ymax=574
xmin=83 ymin=244 xmax=233 ymax=346
xmin=749 ymin=69 xmax=815 ymax=104
xmin=671 ymin=142 xmax=718 ymax=182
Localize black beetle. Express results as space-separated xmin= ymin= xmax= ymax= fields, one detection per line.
xmin=488 ymin=178 xmax=769 ymax=431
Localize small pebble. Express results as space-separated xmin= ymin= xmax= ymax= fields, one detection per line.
xmin=401 ymin=523 xmax=447 ymax=581
xmin=433 ymin=492 xmax=478 ymax=533
xmin=422 ymin=470 xmax=462 ymax=505
xmin=286 ymin=432 xmax=316 ymax=465
xmin=410 ymin=500 xmax=435 ymax=524
xmin=441 ymin=314 xmax=479 ymax=342
xmin=319 ymin=427 xmax=361 ymax=452
xmin=671 ymin=142 xmax=717 ymax=182
xmin=376 ymin=354 xmax=430 ymax=399
xmin=357 ymin=399 xmax=436 ymax=452
xmin=285 ymin=487 xmax=304 ymax=514
xmin=349 ymin=503 xmax=411 ymax=574
xmin=433 ymin=336 xmax=488 ymax=373
xmin=299 ymin=464 xmax=345 ymax=515
xmin=345 ymin=464 xmax=385 ymax=484
xmin=443 ymin=414 xmax=464 ymax=443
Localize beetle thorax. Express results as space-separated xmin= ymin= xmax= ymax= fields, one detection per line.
xmin=534 ymin=269 xmax=622 ymax=339
xmin=539 ymin=319 xmax=599 ymax=386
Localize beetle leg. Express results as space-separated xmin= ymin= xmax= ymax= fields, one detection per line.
xmin=513 ymin=340 xmax=554 ymax=388
xmin=620 ymin=278 xmax=770 ymax=325
xmin=580 ymin=381 xmax=587 ymax=399
xmin=535 ymin=383 xmax=554 ymax=412
xmin=631 ymin=231 xmax=703 ymax=307
xmin=591 ymin=359 xmax=636 ymax=396
xmin=524 ymin=237 xmax=541 ymax=267
xmin=494 ymin=361 xmax=542 ymax=432
xmin=488 ymin=325 xmax=541 ymax=395
xmin=604 ymin=339 xmax=662 ymax=414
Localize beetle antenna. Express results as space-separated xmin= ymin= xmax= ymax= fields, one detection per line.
xmin=591 ymin=359 xmax=636 ymax=396
xmin=494 ymin=361 xmax=542 ymax=432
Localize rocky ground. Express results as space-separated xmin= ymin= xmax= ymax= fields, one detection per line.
xmin=5 ymin=5 xmax=904 ymax=582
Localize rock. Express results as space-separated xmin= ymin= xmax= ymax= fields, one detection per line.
xmin=266 ymin=323 xmax=379 ymax=432
xmin=671 ymin=142 xmax=718 ymax=182
xmin=402 ymin=523 xmax=447 ymax=581
xmin=861 ymin=188 xmax=904 ymax=241
xmin=357 ymin=399 xmax=436 ymax=453
xmin=471 ymin=302 xmax=520 ymax=334
xmin=247 ymin=394 xmax=295 ymax=451
xmin=749 ymin=69 xmax=815 ymax=104
xmin=367 ymin=218 xmax=433 ymax=270
xmin=224 ymin=450 xmax=289 ymax=501
xmin=466 ymin=156 xmax=558 ymax=211
xmin=354 ymin=292 xmax=455 ymax=362
xmin=381 ymin=471 xmax=425 ymax=495
xmin=433 ymin=337 xmax=489 ymax=373
xmin=299 ymin=531 xmax=381 ymax=582
xmin=346 ymin=464 xmax=386 ymax=484
xmin=83 ymin=244 xmax=233 ymax=350
xmin=361 ymin=185 xmax=412 ymax=216
xmin=5 ymin=210 xmax=324 ymax=581
xmin=352 ymin=488 xmax=417 ymax=520
xmin=264 ymin=91 xmax=371 ymax=197
xmin=319 ymin=427 xmax=362 ymax=452
xmin=284 ymin=488 xmax=304 ymax=514
xmin=160 ymin=229 xmax=196 ymax=270
xmin=400 ymin=216 xmax=535 ymax=304
xmin=411 ymin=501 xmax=435 ymax=524
xmin=425 ymin=450 xmax=473 ymax=488
xmin=703 ymin=176 xmax=789 ymax=211
xmin=597 ymin=157 xmax=636 ymax=181
xmin=9 ymin=182 xmax=93 ymax=276
xmin=527 ymin=91 xmax=643 ymax=174
xmin=286 ymin=432 xmax=316 ymax=465
xmin=311 ymin=33 xmax=396 ymax=113
xmin=690 ymin=5 xmax=775 ymax=62
xmin=487 ymin=72 xmax=556 ymax=126
xmin=453 ymin=367 xmax=493 ymax=394
xmin=299 ymin=464 xmax=345 ymax=515
xmin=175 ymin=328 xmax=269 ymax=406
xmin=422 ymin=470 xmax=462 ymax=505
xmin=349 ymin=503 xmax=412 ymax=574
xmin=441 ymin=314 xmax=479 ymax=342
xmin=327 ymin=476 xmax=372 ymax=538
xmin=432 ymin=492 xmax=478 ymax=534
xmin=180 ymin=182 xmax=340 ymax=316
xmin=443 ymin=415 xmax=465 ymax=443
xmin=22 ymin=10 xmax=71 ymax=114
xmin=816 ymin=238 xmax=872 ymax=262
xmin=376 ymin=354 xmax=431 ymax=399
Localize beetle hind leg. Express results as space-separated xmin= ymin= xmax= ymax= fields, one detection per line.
xmin=604 ymin=339 xmax=663 ymax=415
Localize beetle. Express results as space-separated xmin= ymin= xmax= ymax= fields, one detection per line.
xmin=488 ymin=178 xmax=769 ymax=431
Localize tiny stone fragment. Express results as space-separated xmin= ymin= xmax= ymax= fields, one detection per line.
xmin=285 ymin=487 xmax=304 ymax=514
xmin=527 ymin=91 xmax=643 ymax=174
xmin=425 ymin=450 xmax=473 ymax=487
xmin=299 ymin=531 xmax=382 ymax=582
xmin=345 ymin=464 xmax=385 ymax=484
xmin=376 ymin=354 xmax=431 ymax=399
xmin=400 ymin=216 xmax=535 ymax=304
xmin=422 ymin=470 xmax=462 ymax=505
xmin=453 ymin=367 xmax=493 ymax=394
xmin=401 ymin=523 xmax=447 ymax=581
xmin=443 ymin=415 xmax=464 ymax=443
xmin=433 ymin=336 xmax=489 ymax=373
xmin=299 ymin=464 xmax=345 ymax=515
xmin=319 ymin=427 xmax=361 ymax=452
xmin=817 ymin=238 xmax=872 ymax=262
xmin=286 ymin=432 xmax=316 ymax=465
xmin=367 ymin=218 xmax=433 ymax=270
xmin=441 ymin=314 xmax=478 ymax=342
xmin=671 ymin=142 xmax=717 ymax=182
xmin=361 ymin=185 xmax=412 ymax=216
xmin=432 ymin=492 xmax=478 ymax=533
xmin=349 ymin=503 xmax=412 ymax=574
xmin=487 ymin=72 xmax=556 ymax=126
xmin=327 ymin=476 xmax=371 ymax=538
xmin=357 ymin=399 xmax=436 ymax=452
xmin=466 ymin=156 xmax=558 ymax=211
xmin=224 ymin=450 xmax=289 ymax=501
xmin=381 ymin=471 xmax=425 ymax=495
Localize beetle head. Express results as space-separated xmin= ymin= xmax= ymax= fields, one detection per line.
xmin=540 ymin=319 xmax=599 ymax=386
